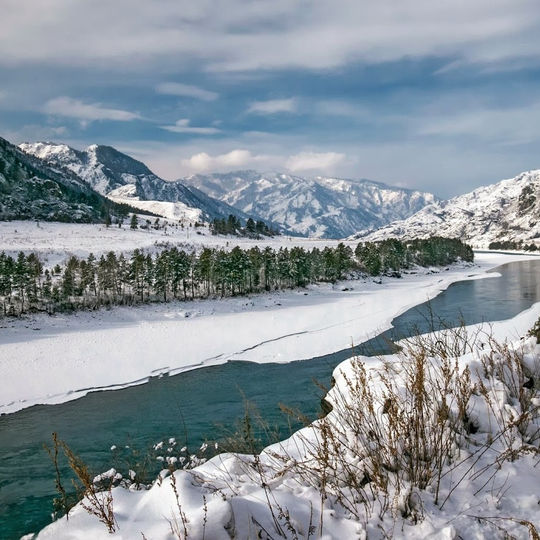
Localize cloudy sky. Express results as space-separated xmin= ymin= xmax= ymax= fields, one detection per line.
xmin=1 ymin=0 xmax=540 ymax=197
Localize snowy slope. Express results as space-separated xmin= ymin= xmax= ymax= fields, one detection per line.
xmin=0 ymin=137 xmax=135 ymax=223
xmin=19 ymin=142 xmax=249 ymax=224
xmin=107 ymin=185 xmax=203 ymax=223
xmin=356 ymin=169 xmax=540 ymax=247
xmin=181 ymin=171 xmax=437 ymax=238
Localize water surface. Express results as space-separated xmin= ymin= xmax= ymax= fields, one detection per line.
xmin=1 ymin=259 xmax=539 ymax=539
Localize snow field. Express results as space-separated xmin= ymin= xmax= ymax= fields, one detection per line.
xmin=0 ymin=220 xmax=358 ymax=267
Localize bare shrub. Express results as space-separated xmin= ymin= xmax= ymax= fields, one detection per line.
xmin=263 ymin=322 xmax=539 ymax=531
xmin=45 ymin=433 xmax=118 ymax=533
xmin=168 ymin=467 xmax=190 ymax=539
xmin=43 ymin=432 xmax=76 ymax=520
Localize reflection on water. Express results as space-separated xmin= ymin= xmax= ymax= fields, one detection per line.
xmin=1 ymin=259 xmax=539 ymax=539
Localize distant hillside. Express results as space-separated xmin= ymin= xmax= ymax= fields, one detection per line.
xmin=0 ymin=137 xmax=139 ymax=223
xmin=355 ymin=169 xmax=540 ymax=248
xmin=181 ymin=170 xmax=437 ymax=238
xmin=20 ymin=142 xmax=252 ymax=225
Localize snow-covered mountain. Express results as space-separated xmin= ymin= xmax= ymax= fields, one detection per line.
xmin=355 ymin=169 xmax=540 ymax=247
xmin=19 ymin=142 xmax=249 ymax=224
xmin=0 ymin=136 xmax=138 ymax=223
xmin=181 ymin=171 xmax=437 ymax=238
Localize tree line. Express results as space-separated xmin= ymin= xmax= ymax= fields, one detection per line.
xmin=488 ymin=240 xmax=538 ymax=252
xmin=355 ymin=237 xmax=474 ymax=276
xmin=210 ymin=214 xmax=280 ymax=237
xmin=0 ymin=237 xmax=472 ymax=317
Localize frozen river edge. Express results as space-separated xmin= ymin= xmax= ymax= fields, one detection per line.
xmin=1 ymin=251 xmax=537 ymax=415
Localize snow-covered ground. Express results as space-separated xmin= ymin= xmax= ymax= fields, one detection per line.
xmin=34 ymin=289 xmax=540 ymax=540
xmin=0 ymin=220 xmax=357 ymax=266
xmin=1 ymin=251 xmax=536 ymax=416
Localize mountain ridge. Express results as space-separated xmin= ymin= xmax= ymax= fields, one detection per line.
xmin=19 ymin=142 xmax=253 ymax=225
xmin=0 ymin=136 xmax=145 ymax=223
xmin=354 ymin=169 xmax=540 ymax=247
xmin=180 ymin=170 xmax=437 ymax=238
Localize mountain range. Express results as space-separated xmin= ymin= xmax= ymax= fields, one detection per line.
xmin=20 ymin=141 xmax=436 ymax=237
xmin=181 ymin=171 xmax=437 ymax=238
xmin=355 ymin=169 xmax=540 ymax=247
xmin=11 ymin=138 xmax=540 ymax=247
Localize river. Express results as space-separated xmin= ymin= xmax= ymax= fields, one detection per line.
xmin=1 ymin=258 xmax=539 ymax=539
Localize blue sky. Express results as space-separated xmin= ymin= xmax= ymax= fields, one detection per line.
xmin=1 ymin=0 xmax=540 ymax=197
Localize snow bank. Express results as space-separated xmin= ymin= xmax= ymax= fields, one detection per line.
xmin=35 ymin=295 xmax=540 ymax=540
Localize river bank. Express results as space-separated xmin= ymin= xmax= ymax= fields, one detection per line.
xmin=1 ymin=251 xmax=536 ymax=415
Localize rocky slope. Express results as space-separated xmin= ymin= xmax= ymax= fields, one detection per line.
xmin=0 ymin=137 xmax=136 ymax=223
xmin=19 ymin=143 xmax=249 ymax=224
xmin=355 ymin=169 xmax=540 ymax=247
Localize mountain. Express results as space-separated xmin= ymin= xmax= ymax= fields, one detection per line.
xmin=0 ymin=136 xmax=139 ymax=223
xmin=19 ymin=142 xmax=251 ymax=224
xmin=181 ymin=171 xmax=437 ymax=238
xmin=354 ymin=169 xmax=540 ymax=247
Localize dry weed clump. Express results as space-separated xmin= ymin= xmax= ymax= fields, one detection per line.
xmin=259 ymin=323 xmax=539 ymax=535
xmin=45 ymin=433 xmax=118 ymax=533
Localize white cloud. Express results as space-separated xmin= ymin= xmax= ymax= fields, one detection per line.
xmin=1 ymin=124 xmax=68 ymax=143
xmin=286 ymin=151 xmax=345 ymax=172
xmin=179 ymin=147 xmax=346 ymax=175
xmin=156 ymin=82 xmax=218 ymax=101
xmin=43 ymin=97 xmax=140 ymax=122
xmin=161 ymin=118 xmax=220 ymax=135
xmin=181 ymin=149 xmax=269 ymax=172
xmin=1 ymin=1 xmax=537 ymax=73
xmin=247 ymin=98 xmax=297 ymax=114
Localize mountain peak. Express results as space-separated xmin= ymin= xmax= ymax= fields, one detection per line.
xmin=19 ymin=141 xmax=78 ymax=161
xmin=357 ymin=168 xmax=540 ymax=247
xmin=20 ymin=141 xmax=156 ymax=193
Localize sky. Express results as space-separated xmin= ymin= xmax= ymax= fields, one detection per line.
xmin=1 ymin=0 xmax=540 ymax=198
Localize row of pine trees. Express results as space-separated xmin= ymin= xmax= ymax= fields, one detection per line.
xmin=209 ymin=214 xmax=280 ymax=237
xmin=0 ymin=237 xmax=472 ymax=316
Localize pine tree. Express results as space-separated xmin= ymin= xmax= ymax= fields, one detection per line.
xmin=246 ymin=217 xmax=256 ymax=235
xmin=154 ymin=251 xmax=169 ymax=301
xmin=355 ymin=243 xmax=382 ymax=276
xmin=13 ymin=252 xmax=29 ymax=312
xmin=62 ymin=267 xmax=75 ymax=300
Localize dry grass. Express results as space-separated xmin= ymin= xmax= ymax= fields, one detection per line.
xmin=257 ymin=322 xmax=539 ymax=536
xmin=45 ymin=433 xmax=117 ymax=533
